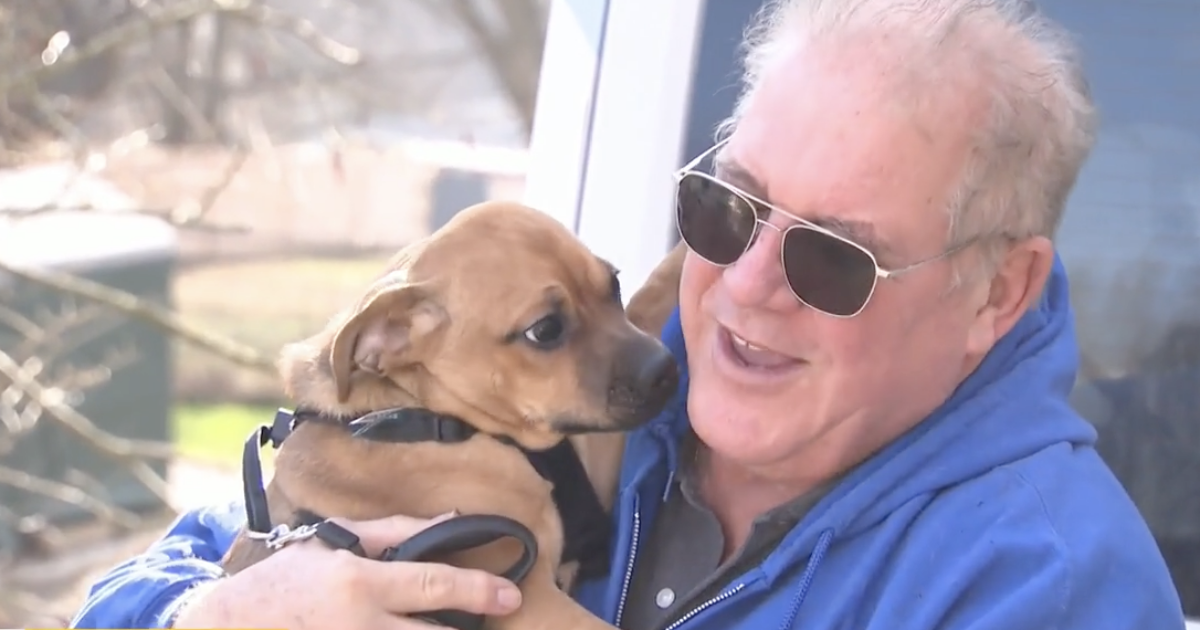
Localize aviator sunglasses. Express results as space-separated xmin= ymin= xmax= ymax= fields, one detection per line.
xmin=674 ymin=140 xmax=965 ymax=318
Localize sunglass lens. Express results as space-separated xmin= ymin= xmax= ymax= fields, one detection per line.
xmin=782 ymin=227 xmax=878 ymax=316
xmin=676 ymin=173 xmax=757 ymax=265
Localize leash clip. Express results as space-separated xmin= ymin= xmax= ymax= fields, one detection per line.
xmin=247 ymin=522 xmax=320 ymax=550
xmin=247 ymin=519 xmax=369 ymax=556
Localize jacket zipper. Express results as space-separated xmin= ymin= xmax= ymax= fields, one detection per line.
xmin=614 ymin=505 xmax=641 ymax=626
xmin=662 ymin=584 xmax=747 ymax=630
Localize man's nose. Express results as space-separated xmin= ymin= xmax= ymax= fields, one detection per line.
xmin=721 ymin=223 xmax=789 ymax=306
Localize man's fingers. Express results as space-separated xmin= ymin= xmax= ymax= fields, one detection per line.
xmin=307 ymin=512 xmax=522 ymax=619
xmin=366 ymin=560 xmax=522 ymax=617
xmin=326 ymin=511 xmax=457 ymax=558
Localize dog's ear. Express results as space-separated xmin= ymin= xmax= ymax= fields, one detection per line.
xmin=328 ymin=283 xmax=446 ymax=403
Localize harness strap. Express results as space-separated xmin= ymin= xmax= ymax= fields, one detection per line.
xmin=241 ymin=407 xmax=477 ymax=535
xmin=239 ymin=405 xmax=611 ymax=580
xmin=242 ymin=409 xmax=296 ymax=534
xmin=521 ymin=436 xmax=612 ymax=581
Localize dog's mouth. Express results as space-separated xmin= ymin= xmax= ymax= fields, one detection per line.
xmin=550 ymin=415 xmax=634 ymax=436
xmin=548 ymin=397 xmax=674 ymax=436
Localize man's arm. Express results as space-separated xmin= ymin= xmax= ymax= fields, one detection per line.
xmin=75 ymin=512 xmax=527 ymax=630
xmin=70 ymin=501 xmax=245 ymax=629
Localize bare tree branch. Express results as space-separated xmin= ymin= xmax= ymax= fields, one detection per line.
xmin=170 ymin=146 xmax=248 ymax=225
xmin=0 ymin=0 xmax=362 ymax=97
xmin=0 ymin=350 xmax=174 ymax=463
xmin=414 ymin=0 xmax=546 ymax=136
xmin=0 ymin=307 xmax=42 ymax=341
xmin=0 ymin=349 xmax=173 ymax=508
xmin=0 ymin=262 xmax=276 ymax=373
xmin=0 ymin=465 xmax=140 ymax=529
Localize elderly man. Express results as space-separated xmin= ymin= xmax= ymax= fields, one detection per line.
xmin=71 ymin=0 xmax=1185 ymax=629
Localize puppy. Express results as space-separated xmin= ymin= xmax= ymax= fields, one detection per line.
xmin=222 ymin=201 xmax=682 ymax=630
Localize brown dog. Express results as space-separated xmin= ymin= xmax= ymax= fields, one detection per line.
xmin=221 ymin=201 xmax=684 ymax=630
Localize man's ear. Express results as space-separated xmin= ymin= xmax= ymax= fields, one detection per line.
xmin=965 ymin=236 xmax=1054 ymax=356
xmin=328 ymin=283 xmax=446 ymax=403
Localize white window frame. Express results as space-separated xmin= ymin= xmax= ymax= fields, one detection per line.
xmin=523 ymin=0 xmax=706 ymax=302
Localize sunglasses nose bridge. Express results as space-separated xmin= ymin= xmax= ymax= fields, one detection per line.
xmin=756 ymin=218 xmax=784 ymax=234
xmin=721 ymin=220 xmax=791 ymax=306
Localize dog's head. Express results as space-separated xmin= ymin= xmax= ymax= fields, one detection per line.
xmin=281 ymin=201 xmax=680 ymax=450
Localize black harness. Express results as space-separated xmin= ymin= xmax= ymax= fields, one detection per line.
xmin=239 ymin=406 xmax=613 ymax=630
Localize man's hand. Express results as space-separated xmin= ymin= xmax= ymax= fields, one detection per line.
xmin=171 ymin=513 xmax=522 ymax=630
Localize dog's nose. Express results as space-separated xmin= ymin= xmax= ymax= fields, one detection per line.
xmin=635 ymin=347 xmax=680 ymax=397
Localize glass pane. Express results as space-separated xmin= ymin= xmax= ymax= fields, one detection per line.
xmin=1043 ymin=0 xmax=1200 ymax=615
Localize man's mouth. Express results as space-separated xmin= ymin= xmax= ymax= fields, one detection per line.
xmin=720 ymin=326 xmax=803 ymax=371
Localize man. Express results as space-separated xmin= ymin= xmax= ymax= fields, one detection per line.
xmin=71 ymin=0 xmax=1186 ymax=628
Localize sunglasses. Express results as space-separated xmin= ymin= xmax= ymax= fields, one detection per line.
xmin=674 ymin=140 xmax=964 ymax=318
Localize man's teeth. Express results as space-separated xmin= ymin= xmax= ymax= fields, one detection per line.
xmin=731 ymin=332 xmax=765 ymax=352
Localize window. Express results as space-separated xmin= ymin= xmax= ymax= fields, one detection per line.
xmin=1043 ymin=0 xmax=1200 ymax=614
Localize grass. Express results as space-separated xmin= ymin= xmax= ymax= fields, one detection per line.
xmin=171 ymin=254 xmax=392 ymax=403
xmin=172 ymin=403 xmax=280 ymax=468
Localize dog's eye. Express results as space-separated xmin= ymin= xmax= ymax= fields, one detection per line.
xmin=609 ymin=270 xmax=622 ymax=304
xmin=523 ymin=314 xmax=566 ymax=349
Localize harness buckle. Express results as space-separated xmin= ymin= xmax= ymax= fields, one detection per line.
xmin=247 ymin=523 xmax=321 ymax=550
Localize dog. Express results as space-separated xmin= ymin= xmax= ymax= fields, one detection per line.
xmin=221 ymin=201 xmax=684 ymax=630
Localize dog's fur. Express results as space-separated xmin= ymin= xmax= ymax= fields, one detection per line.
xmin=221 ymin=202 xmax=683 ymax=630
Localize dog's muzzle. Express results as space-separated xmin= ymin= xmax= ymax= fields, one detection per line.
xmin=607 ymin=343 xmax=680 ymax=425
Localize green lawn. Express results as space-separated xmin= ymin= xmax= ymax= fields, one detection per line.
xmin=172 ymin=403 xmax=279 ymax=468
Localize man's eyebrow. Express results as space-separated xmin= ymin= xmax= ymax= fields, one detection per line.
xmin=713 ymin=156 xmax=895 ymax=259
xmin=814 ymin=217 xmax=893 ymax=259
xmin=713 ymin=155 xmax=766 ymax=197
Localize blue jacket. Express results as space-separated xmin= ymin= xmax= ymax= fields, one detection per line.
xmin=72 ymin=257 xmax=1184 ymax=629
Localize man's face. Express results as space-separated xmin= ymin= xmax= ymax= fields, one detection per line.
xmin=679 ymin=47 xmax=994 ymax=476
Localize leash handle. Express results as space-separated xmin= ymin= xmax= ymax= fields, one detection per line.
xmin=381 ymin=514 xmax=539 ymax=582
xmin=380 ymin=514 xmax=540 ymax=630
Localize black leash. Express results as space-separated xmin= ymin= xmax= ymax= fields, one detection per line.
xmin=239 ymin=406 xmax=612 ymax=630
xmin=381 ymin=514 xmax=539 ymax=630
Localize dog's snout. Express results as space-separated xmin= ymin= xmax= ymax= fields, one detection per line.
xmin=636 ymin=347 xmax=679 ymax=397
xmin=602 ymin=335 xmax=680 ymax=429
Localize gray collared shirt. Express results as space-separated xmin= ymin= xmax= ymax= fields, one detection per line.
xmin=618 ymin=433 xmax=837 ymax=630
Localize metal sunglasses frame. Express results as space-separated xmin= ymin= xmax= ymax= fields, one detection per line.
xmin=673 ymin=139 xmax=966 ymax=318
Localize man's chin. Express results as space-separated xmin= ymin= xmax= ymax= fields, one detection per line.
xmin=689 ymin=389 xmax=763 ymax=446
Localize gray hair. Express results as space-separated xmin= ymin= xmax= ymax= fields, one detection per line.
xmin=717 ymin=0 xmax=1099 ymax=278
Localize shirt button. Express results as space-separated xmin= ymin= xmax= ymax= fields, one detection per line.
xmin=655 ymin=587 xmax=676 ymax=609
